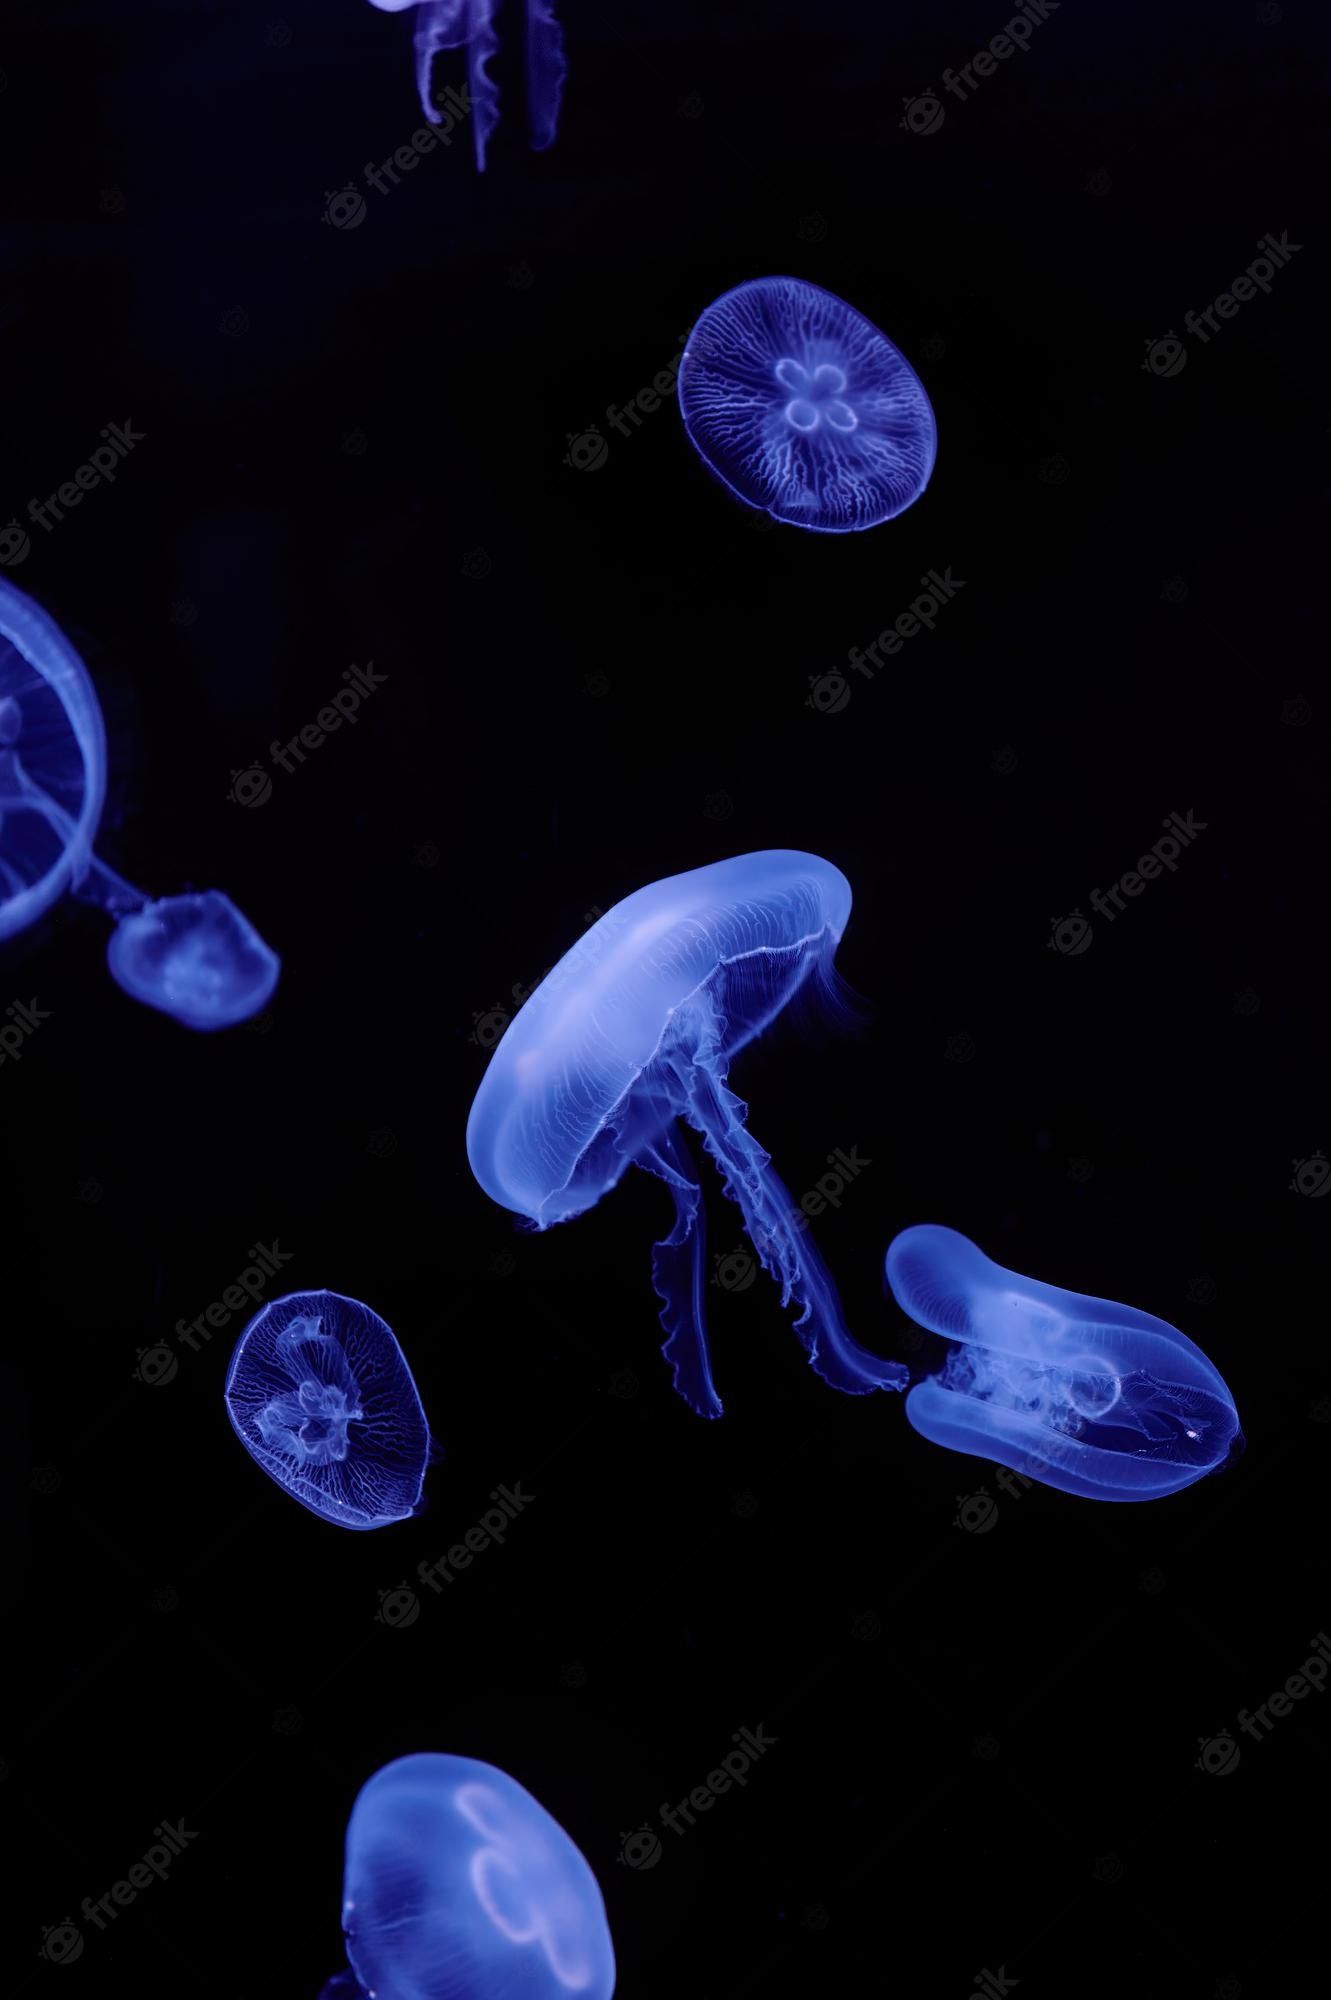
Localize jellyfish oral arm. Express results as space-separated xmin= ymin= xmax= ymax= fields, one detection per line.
xmin=406 ymin=0 xmax=500 ymax=169
xmin=525 ymin=0 xmax=566 ymax=151
xmin=637 ymin=1121 xmax=723 ymax=1419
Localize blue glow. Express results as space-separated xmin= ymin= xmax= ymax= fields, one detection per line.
xmin=885 ymin=1225 xmax=1243 ymax=1501
xmin=106 ymin=889 xmax=278 ymax=1032
xmin=677 ymin=277 xmax=936 ymax=533
xmin=366 ymin=1 xmax=565 ymax=170
xmin=224 ymin=1291 xmax=431 ymax=1530
xmin=0 ymin=575 xmax=279 ymax=1029
xmin=467 ymin=850 xmax=909 ymax=1416
xmin=333 ymin=1753 xmax=615 ymax=2000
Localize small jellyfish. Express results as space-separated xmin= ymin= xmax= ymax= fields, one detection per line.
xmin=366 ymin=2 xmax=566 ymax=171
xmin=677 ymin=276 xmax=936 ymax=532
xmin=224 ymin=1291 xmax=432 ymax=1530
xmin=0 ymin=575 xmax=278 ymax=1029
xmin=327 ymin=1752 xmax=615 ymax=2000
xmin=466 ymin=850 xmax=909 ymax=1417
xmin=885 ymin=1225 xmax=1243 ymax=1501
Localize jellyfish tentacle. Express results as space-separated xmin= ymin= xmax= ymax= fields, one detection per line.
xmin=411 ymin=0 xmax=500 ymax=171
xmin=675 ymin=1047 xmax=908 ymax=1398
xmin=525 ymin=0 xmax=566 ymax=151
xmin=636 ymin=1123 xmax=723 ymax=1420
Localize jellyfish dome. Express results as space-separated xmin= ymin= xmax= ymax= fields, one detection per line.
xmin=466 ymin=850 xmax=909 ymax=1418
xmin=885 ymin=1225 xmax=1243 ymax=1502
xmin=677 ymin=277 xmax=937 ymax=532
xmin=224 ymin=1291 xmax=432 ymax=1530
xmin=333 ymin=1752 xmax=615 ymax=2000
xmin=366 ymin=2 xmax=565 ymax=171
xmin=0 ymin=574 xmax=279 ymax=1029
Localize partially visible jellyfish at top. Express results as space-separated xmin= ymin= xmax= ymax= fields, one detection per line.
xmin=466 ymin=850 xmax=909 ymax=1418
xmin=885 ymin=1225 xmax=1243 ymax=1502
xmin=677 ymin=276 xmax=937 ymax=533
xmin=0 ymin=575 xmax=279 ymax=1030
xmin=366 ymin=0 xmax=566 ymax=171
xmin=225 ymin=1291 xmax=433 ymax=1530
xmin=322 ymin=1752 xmax=615 ymax=2000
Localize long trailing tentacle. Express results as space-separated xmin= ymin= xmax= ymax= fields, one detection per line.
xmin=412 ymin=1 xmax=501 ymax=171
xmin=636 ymin=1122 xmax=723 ymax=1420
xmin=525 ymin=0 xmax=566 ymax=152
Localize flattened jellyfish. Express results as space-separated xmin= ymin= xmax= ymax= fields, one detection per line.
xmin=0 ymin=575 xmax=278 ymax=1029
xmin=326 ymin=1752 xmax=615 ymax=2000
xmin=224 ymin=1290 xmax=432 ymax=1530
xmin=885 ymin=1225 xmax=1243 ymax=1502
xmin=366 ymin=1 xmax=566 ymax=170
xmin=466 ymin=850 xmax=909 ymax=1417
xmin=677 ymin=276 xmax=936 ymax=532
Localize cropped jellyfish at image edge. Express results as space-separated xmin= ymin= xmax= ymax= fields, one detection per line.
xmin=467 ymin=850 xmax=910 ymax=1418
xmin=0 ymin=575 xmax=278 ymax=1030
xmin=885 ymin=1224 xmax=1242 ymax=1501
xmin=366 ymin=0 xmax=565 ymax=170
xmin=224 ymin=1291 xmax=432 ymax=1530
xmin=677 ymin=276 xmax=936 ymax=532
xmin=322 ymin=1752 xmax=615 ymax=2000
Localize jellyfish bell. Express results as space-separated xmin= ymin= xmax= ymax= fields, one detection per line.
xmin=333 ymin=1753 xmax=615 ymax=2000
xmin=224 ymin=1291 xmax=433 ymax=1531
xmin=677 ymin=276 xmax=937 ymax=533
xmin=885 ymin=1224 xmax=1243 ymax=1501
xmin=0 ymin=574 xmax=278 ymax=1029
xmin=467 ymin=849 xmax=909 ymax=1417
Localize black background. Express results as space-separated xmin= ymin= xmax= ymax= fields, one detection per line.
xmin=5 ymin=2 xmax=1329 ymax=1995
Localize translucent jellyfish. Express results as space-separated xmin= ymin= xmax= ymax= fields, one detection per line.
xmin=326 ymin=1752 xmax=615 ymax=2000
xmin=0 ymin=575 xmax=278 ymax=1030
xmin=366 ymin=2 xmax=566 ymax=171
xmin=677 ymin=276 xmax=937 ymax=533
xmin=466 ymin=850 xmax=910 ymax=1417
xmin=224 ymin=1291 xmax=432 ymax=1530
xmin=885 ymin=1225 xmax=1243 ymax=1502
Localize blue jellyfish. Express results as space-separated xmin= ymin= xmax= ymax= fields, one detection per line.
xmin=677 ymin=277 xmax=936 ymax=532
xmin=366 ymin=1 xmax=565 ymax=171
xmin=466 ymin=850 xmax=909 ymax=1417
xmin=326 ymin=1752 xmax=615 ymax=2000
xmin=0 ymin=575 xmax=278 ymax=1030
xmin=885 ymin=1225 xmax=1243 ymax=1502
xmin=224 ymin=1291 xmax=432 ymax=1530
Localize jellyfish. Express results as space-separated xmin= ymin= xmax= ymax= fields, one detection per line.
xmin=466 ymin=850 xmax=910 ymax=1417
xmin=366 ymin=1 xmax=566 ymax=171
xmin=325 ymin=1752 xmax=615 ymax=2000
xmin=885 ymin=1225 xmax=1243 ymax=1502
xmin=676 ymin=276 xmax=936 ymax=532
xmin=224 ymin=1290 xmax=433 ymax=1530
xmin=0 ymin=575 xmax=278 ymax=1029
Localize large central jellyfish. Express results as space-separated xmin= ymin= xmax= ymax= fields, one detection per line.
xmin=323 ymin=1753 xmax=615 ymax=2000
xmin=0 ymin=575 xmax=278 ymax=1030
xmin=677 ymin=277 xmax=937 ymax=532
xmin=225 ymin=1291 xmax=433 ymax=1530
xmin=885 ymin=1225 xmax=1243 ymax=1501
xmin=366 ymin=1 xmax=565 ymax=170
xmin=466 ymin=850 xmax=909 ymax=1417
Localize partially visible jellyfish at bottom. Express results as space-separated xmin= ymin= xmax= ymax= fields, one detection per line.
xmin=322 ymin=1752 xmax=615 ymax=2000
xmin=224 ymin=1291 xmax=433 ymax=1530
xmin=885 ymin=1224 xmax=1243 ymax=1501
xmin=466 ymin=849 xmax=909 ymax=1417
xmin=366 ymin=1 xmax=566 ymax=170
xmin=677 ymin=276 xmax=937 ymax=532
xmin=0 ymin=575 xmax=278 ymax=1030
